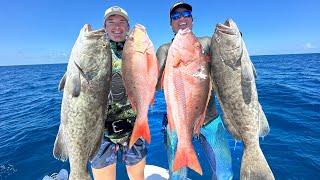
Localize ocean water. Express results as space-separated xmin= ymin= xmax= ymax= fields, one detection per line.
xmin=0 ymin=53 xmax=319 ymax=180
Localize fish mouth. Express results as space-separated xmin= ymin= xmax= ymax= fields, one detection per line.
xmin=85 ymin=28 xmax=105 ymax=38
xmin=178 ymin=28 xmax=191 ymax=35
xmin=83 ymin=24 xmax=105 ymax=38
xmin=178 ymin=23 xmax=190 ymax=32
xmin=216 ymin=24 xmax=237 ymax=35
xmin=216 ymin=19 xmax=239 ymax=35
xmin=135 ymin=24 xmax=146 ymax=30
xmin=83 ymin=24 xmax=92 ymax=32
xmin=178 ymin=22 xmax=188 ymax=29
xmin=224 ymin=19 xmax=235 ymax=27
xmin=132 ymin=24 xmax=147 ymax=37
xmin=129 ymin=25 xmax=148 ymax=42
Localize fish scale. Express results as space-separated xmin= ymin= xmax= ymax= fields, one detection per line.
xmin=53 ymin=24 xmax=112 ymax=180
xmin=163 ymin=28 xmax=211 ymax=176
xmin=210 ymin=19 xmax=274 ymax=180
xmin=122 ymin=24 xmax=159 ymax=148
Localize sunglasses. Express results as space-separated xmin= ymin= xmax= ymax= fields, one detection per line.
xmin=170 ymin=10 xmax=192 ymax=21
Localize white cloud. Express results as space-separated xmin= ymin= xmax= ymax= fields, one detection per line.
xmin=303 ymin=43 xmax=316 ymax=49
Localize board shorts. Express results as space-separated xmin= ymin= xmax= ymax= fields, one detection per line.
xmin=91 ymin=137 xmax=147 ymax=168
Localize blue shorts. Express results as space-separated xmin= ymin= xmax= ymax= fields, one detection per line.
xmin=91 ymin=137 xmax=147 ymax=169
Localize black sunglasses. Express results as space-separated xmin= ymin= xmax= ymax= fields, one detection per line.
xmin=170 ymin=10 xmax=192 ymax=21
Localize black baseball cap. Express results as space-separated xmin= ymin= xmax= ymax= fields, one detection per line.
xmin=169 ymin=2 xmax=192 ymax=15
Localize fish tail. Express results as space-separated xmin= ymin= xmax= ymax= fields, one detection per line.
xmin=173 ymin=145 xmax=203 ymax=175
xmin=53 ymin=126 xmax=68 ymax=161
xmin=129 ymin=116 xmax=151 ymax=148
xmin=241 ymin=143 xmax=274 ymax=180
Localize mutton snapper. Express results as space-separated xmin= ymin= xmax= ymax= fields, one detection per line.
xmin=163 ymin=28 xmax=211 ymax=175
xmin=122 ymin=24 xmax=158 ymax=148
xmin=53 ymin=24 xmax=112 ymax=180
xmin=210 ymin=19 xmax=274 ymax=179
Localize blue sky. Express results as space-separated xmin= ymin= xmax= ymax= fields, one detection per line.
xmin=0 ymin=0 xmax=319 ymax=66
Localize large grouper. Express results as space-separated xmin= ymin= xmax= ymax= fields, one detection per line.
xmin=53 ymin=24 xmax=112 ymax=180
xmin=210 ymin=19 xmax=274 ymax=179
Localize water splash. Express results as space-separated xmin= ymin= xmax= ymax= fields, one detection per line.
xmin=233 ymin=140 xmax=239 ymax=151
xmin=0 ymin=164 xmax=17 ymax=179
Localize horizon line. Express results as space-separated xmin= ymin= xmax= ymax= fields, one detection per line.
xmin=0 ymin=52 xmax=319 ymax=67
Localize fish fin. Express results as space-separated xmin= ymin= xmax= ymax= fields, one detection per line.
xmin=146 ymin=50 xmax=158 ymax=107
xmin=258 ymin=103 xmax=270 ymax=137
xmin=150 ymin=96 xmax=155 ymax=106
xmin=211 ymin=81 xmax=219 ymax=96
xmin=240 ymin=52 xmax=255 ymax=82
xmin=241 ymin=144 xmax=274 ymax=180
xmin=160 ymin=69 xmax=165 ymax=90
xmin=70 ymin=70 xmax=81 ymax=97
xmin=89 ymin=132 xmax=104 ymax=161
xmin=53 ymin=126 xmax=69 ymax=161
xmin=128 ymin=96 xmax=137 ymax=112
xmin=194 ymin=92 xmax=211 ymax=134
xmin=173 ymin=145 xmax=203 ymax=175
xmin=86 ymin=28 xmax=105 ymax=38
xmin=241 ymin=51 xmax=255 ymax=104
xmin=250 ymin=59 xmax=257 ymax=79
xmin=240 ymin=41 xmax=255 ymax=81
xmin=194 ymin=111 xmax=206 ymax=135
xmin=74 ymin=60 xmax=90 ymax=84
xmin=129 ymin=116 xmax=151 ymax=148
xmin=89 ymin=108 xmax=105 ymax=160
xmin=194 ymin=83 xmax=212 ymax=134
xmin=173 ymin=58 xmax=182 ymax=67
xmin=167 ymin=117 xmax=175 ymax=132
xmin=147 ymin=50 xmax=159 ymax=83
xmin=58 ymin=73 xmax=67 ymax=91
xmin=167 ymin=108 xmax=175 ymax=131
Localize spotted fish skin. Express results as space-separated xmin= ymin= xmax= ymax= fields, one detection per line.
xmin=210 ymin=19 xmax=274 ymax=180
xmin=163 ymin=28 xmax=211 ymax=175
xmin=53 ymin=24 xmax=112 ymax=180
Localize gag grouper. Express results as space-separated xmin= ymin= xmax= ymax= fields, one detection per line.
xmin=53 ymin=24 xmax=112 ymax=180
xmin=210 ymin=19 xmax=274 ymax=180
